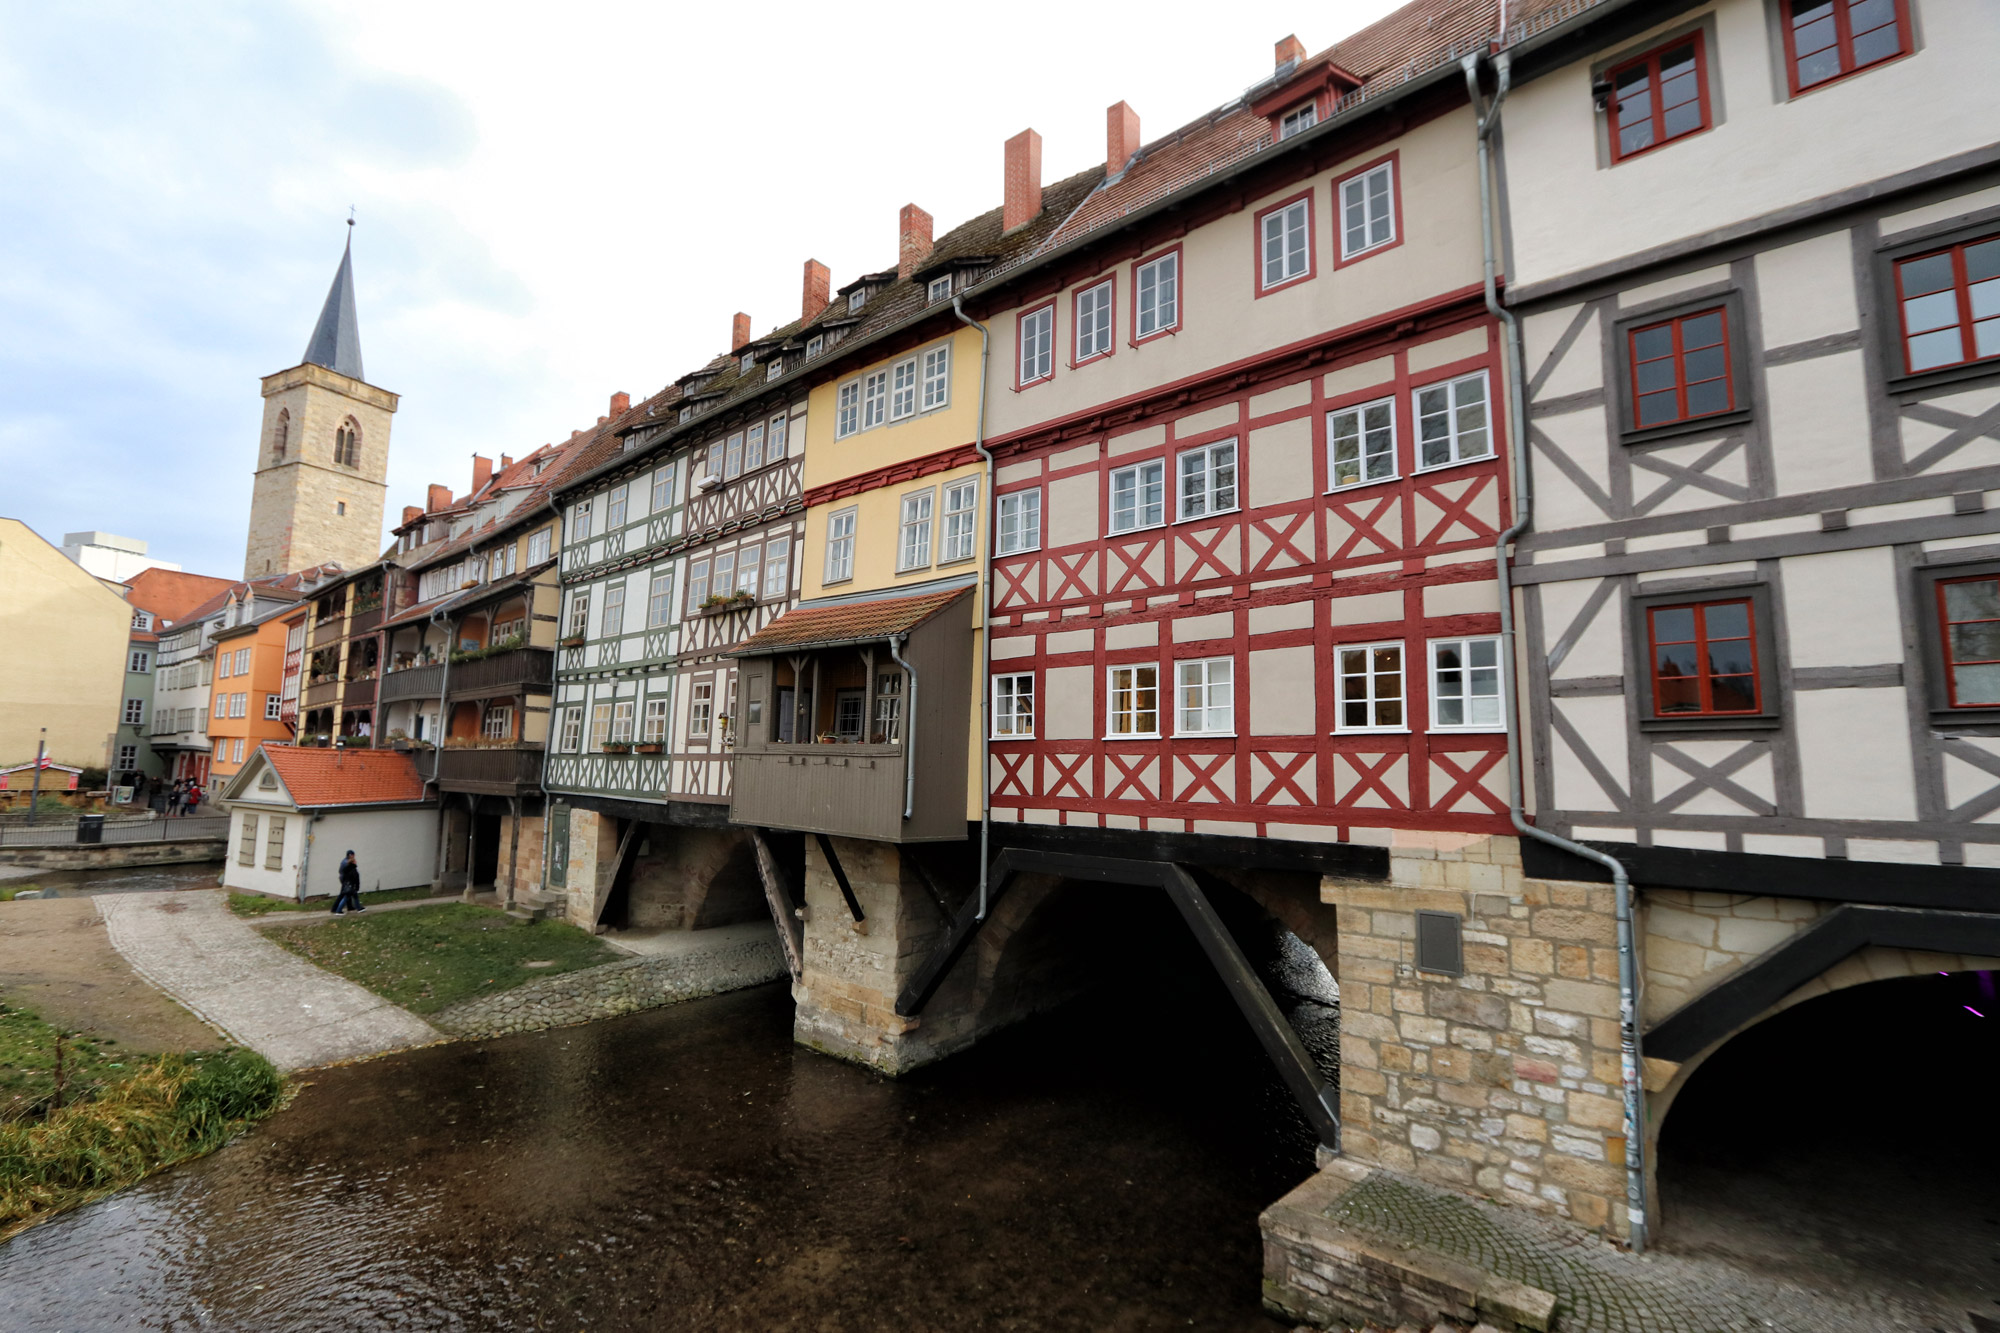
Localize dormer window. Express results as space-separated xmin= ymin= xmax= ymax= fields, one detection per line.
xmin=740 ymin=353 xmax=755 ymax=375
xmin=679 ymin=404 xmax=694 ymax=424
xmin=1279 ymin=102 xmax=1317 ymax=139
xmin=848 ymin=289 xmax=867 ymax=313
xmin=806 ymin=335 xmax=824 ymax=359
xmin=766 ymin=359 xmax=782 ymax=382
xmin=928 ymin=276 xmax=952 ymax=304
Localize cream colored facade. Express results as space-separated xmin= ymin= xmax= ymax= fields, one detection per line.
xmin=0 ymin=518 xmax=131 ymax=768
xmin=244 ymin=362 xmax=398 ymax=579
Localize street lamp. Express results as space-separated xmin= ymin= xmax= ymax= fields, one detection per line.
xmin=26 ymin=728 xmax=47 ymax=825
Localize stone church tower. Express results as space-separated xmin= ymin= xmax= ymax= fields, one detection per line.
xmin=242 ymin=226 xmax=399 ymax=579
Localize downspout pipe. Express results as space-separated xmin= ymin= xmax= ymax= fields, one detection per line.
xmin=887 ymin=632 xmax=918 ymax=820
xmin=1463 ymin=49 xmax=1649 ymax=1254
xmin=950 ymin=295 xmax=995 ymax=920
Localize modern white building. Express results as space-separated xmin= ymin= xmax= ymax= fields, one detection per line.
xmin=61 ymin=532 xmax=179 ymax=582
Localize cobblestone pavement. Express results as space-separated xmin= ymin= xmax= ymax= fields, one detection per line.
xmin=98 ymin=889 xmax=440 ymax=1069
xmin=1328 ymin=1170 xmax=1970 ymax=1333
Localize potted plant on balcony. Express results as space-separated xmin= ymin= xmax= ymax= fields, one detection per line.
xmin=816 ymin=732 xmax=838 ymax=744
xmin=387 ymin=729 xmax=411 ymax=751
xmin=559 ymin=634 xmax=585 ymax=648
xmin=601 ymin=740 xmax=634 ymax=754
xmin=634 ymin=741 xmax=664 ymax=754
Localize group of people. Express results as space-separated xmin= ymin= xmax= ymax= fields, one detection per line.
xmin=160 ymin=778 xmax=203 ymax=817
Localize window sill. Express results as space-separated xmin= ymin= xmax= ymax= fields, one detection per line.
xmin=1927 ymin=710 xmax=2000 ymax=733
xmin=1109 ymin=521 xmax=1168 ymax=538
xmin=1103 ymin=733 xmax=1164 ymax=742
xmin=1332 ymin=727 xmax=1412 ymax=736
xmin=1257 ymin=273 xmax=1313 ymax=297
xmin=1130 ymin=327 xmax=1180 ymax=348
xmin=1413 ymin=454 xmax=1497 ymax=477
xmin=996 ymin=545 xmax=1041 ymax=558
xmin=936 ymin=555 xmax=978 ymax=569
xmin=1429 ymin=726 xmax=1507 ymax=736
xmin=1637 ymin=713 xmax=1781 ymax=734
xmin=1886 ymin=358 xmax=2000 ymax=399
xmin=1620 ymin=407 xmax=1752 ymax=448
xmin=1175 ymin=505 xmax=1241 ymax=525
xmin=1336 ymin=240 xmax=1396 ymax=266
xmin=1328 ymin=473 xmax=1402 ymax=495
xmin=1171 ymin=731 xmax=1238 ymax=740
xmin=1070 ymin=351 xmax=1113 ymax=369
xmin=992 ymin=733 xmax=1036 ymax=742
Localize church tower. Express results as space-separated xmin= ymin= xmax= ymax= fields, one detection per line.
xmin=242 ymin=224 xmax=399 ymax=579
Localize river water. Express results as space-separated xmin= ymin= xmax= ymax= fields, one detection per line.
xmin=1 ymin=911 xmax=1335 ymax=1332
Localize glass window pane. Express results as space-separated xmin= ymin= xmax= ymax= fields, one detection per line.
xmin=1708 ymin=643 xmax=1755 ymax=677
xmin=1685 ymin=379 xmax=1731 ymax=417
xmin=1907 ymin=327 xmax=1965 ymax=372
xmin=1682 ymin=345 xmax=1726 ymax=383
xmin=1637 ymin=390 xmax=1679 ymax=426
xmin=1653 ymin=607 xmax=1697 ymax=642
xmin=1900 ymin=253 xmax=1957 ymax=298
xmin=1952 ymin=662 xmax=2000 ymax=706
xmin=1633 ymin=325 xmax=1674 ymax=361
xmin=1635 ymin=358 xmax=1678 ymax=394
xmin=1709 ymin=675 xmax=1757 ymax=712
xmin=1655 ymin=643 xmax=1700 ymax=679
xmin=1945 ymin=579 xmax=2000 ymax=621
xmin=1950 ymin=622 xmax=2000 ymax=663
xmin=1902 ymin=288 xmax=1961 ymax=336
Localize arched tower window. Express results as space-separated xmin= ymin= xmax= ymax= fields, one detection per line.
xmin=273 ymin=408 xmax=289 ymax=462
xmin=334 ymin=417 xmax=362 ymax=468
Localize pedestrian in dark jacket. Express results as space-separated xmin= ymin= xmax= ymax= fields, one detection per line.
xmin=331 ymin=851 xmax=365 ymax=914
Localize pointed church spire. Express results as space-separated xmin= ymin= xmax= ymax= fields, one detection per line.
xmin=302 ymin=219 xmax=364 ymax=381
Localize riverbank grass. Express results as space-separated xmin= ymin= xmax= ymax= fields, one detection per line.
xmin=227 ymin=886 xmax=448 ymax=917
xmin=263 ymin=903 xmax=617 ymax=1014
xmin=0 ymin=1001 xmax=284 ymax=1234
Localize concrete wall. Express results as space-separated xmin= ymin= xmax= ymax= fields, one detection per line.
xmin=304 ymin=807 xmax=436 ymax=898
xmin=0 ymin=517 xmax=129 ymax=770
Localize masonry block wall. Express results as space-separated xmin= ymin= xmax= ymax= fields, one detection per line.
xmin=1326 ymin=836 xmax=1635 ymax=1239
xmin=560 ymin=807 xmax=622 ymax=929
xmin=792 ymin=837 xmax=941 ymax=1072
xmin=625 ymin=826 xmax=763 ymax=930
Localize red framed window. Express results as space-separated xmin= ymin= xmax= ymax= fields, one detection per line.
xmin=1894 ymin=237 xmax=2000 ymax=375
xmin=1608 ymin=34 xmax=1710 ymax=162
xmin=1629 ymin=306 xmax=1733 ymax=428
xmin=1937 ymin=575 xmax=2000 ymax=708
xmin=1648 ymin=599 xmax=1760 ymax=716
xmin=1781 ymin=0 xmax=1910 ymax=94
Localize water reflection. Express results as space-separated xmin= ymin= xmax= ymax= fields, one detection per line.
xmin=6 ymin=862 xmax=221 ymax=897
xmin=2 ymin=974 xmax=1319 ymax=1331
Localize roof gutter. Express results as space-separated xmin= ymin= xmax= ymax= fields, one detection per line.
xmin=886 ymin=632 xmax=918 ymax=822
xmin=951 ymin=294 xmax=995 ymax=921
xmin=1462 ymin=47 xmax=1649 ymax=1254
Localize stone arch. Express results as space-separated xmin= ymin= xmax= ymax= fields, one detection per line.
xmin=272 ymin=407 xmax=289 ymax=462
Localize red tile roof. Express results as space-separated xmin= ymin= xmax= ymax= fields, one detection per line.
xmin=259 ymin=745 xmax=431 ymax=808
xmin=123 ymin=568 xmax=238 ymax=627
xmin=735 ymin=586 xmax=971 ymax=656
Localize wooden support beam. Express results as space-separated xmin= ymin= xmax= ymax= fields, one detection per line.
xmin=895 ymin=850 xmax=1022 ymax=1017
xmin=904 ymin=847 xmax=959 ymax=926
xmin=750 ymin=829 xmax=805 ymax=980
xmin=592 ymin=817 xmax=640 ymax=928
xmin=813 ymin=832 xmax=867 ymax=931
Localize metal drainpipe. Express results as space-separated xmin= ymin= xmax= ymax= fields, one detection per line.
xmin=886 ymin=633 xmax=917 ymax=820
xmin=1463 ymin=49 xmax=1649 ymax=1253
xmin=297 ymin=812 xmax=320 ymax=902
xmin=950 ymin=295 xmax=995 ymax=919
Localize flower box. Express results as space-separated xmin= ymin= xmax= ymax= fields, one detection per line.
xmin=558 ymin=635 xmax=585 ymax=648
xmin=698 ymin=592 xmax=757 ymax=615
xmin=633 ymin=743 xmax=664 ymax=754
xmin=601 ymin=742 xmax=634 ymax=754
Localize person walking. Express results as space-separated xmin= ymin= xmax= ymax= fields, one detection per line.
xmin=166 ymin=779 xmax=183 ymax=817
xmin=186 ymin=782 xmax=203 ymax=817
xmin=331 ymin=850 xmax=365 ymax=915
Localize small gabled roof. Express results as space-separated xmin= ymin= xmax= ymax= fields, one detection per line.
xmin=734 ymin=585 xmax=972 ymax=656
xmin=240 ymin=744 xmax=431 ymax=809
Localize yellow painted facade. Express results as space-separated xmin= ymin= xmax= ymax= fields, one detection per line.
xmin=0 ymin=518 xmax=131 ymax=769
xmin=799 ymin=324 xmax=989 ymax=817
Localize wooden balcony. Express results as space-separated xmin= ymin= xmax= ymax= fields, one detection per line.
xmin=732 ymin=745 xmax=915 ymax=842
xmin=342 ymin=676 xmax=379 ymax=710
xmin=418 ymin=743 xmax=544 ymax=795
xmin=444 ymin=647 xmax=553 ymax=700
xmin=309 ymin=616 xmax=346 ymax=648
xmin=301 ymin=679 xmax=341 ymax=710
xmin=378 ymin=663 xmax=445 ymax=705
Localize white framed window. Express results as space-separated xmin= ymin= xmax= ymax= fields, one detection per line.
xmin=712 ymin=551 xmax=736 ymax=601
xmin=213 ymin=692 xmax=226 ymax=719
xmin=837 ymin=381 xmax=861 ymax=438
xmin=1176 ymin=441 xmax=1237 ymax=520
xmin=685 ymin=558 xmax=710 ymax=611
xmin=1019 ymin=304 xmax=1054 ymax=385
xmin=767 ymin=360 xmax=782 ymax=383
xmin=928 ymin=275 xmax=953 ymax=303
xmin=922 ymin=345 xmax=950 ymax=410
xmin=1336 ymin=642 xmax=1407 ymax=732
xmin=116 ymin=743 xmax=138 ymax=770
xmin=1107 ymin=664 xmax=1161 ymax=738
xmin=233 ymin=737 xmax=246 ymax=763
xmin=230 ymin=693 xmax=247 ymax=718
xmin=123 ymin=697 xmax=145 ymax=725
xmin=689 ymin=681 xmax=714 ymax=740
xmin=130 ymin=650 xmax=151 ymax=674
xmin=642 ymin=698 xmax=669 ymax=743
xmin=1110 ymin=460 xmax=1166 ymax=533
xmin=740 ymin=352 xmax=755 ymax=375
xmin=1329 ymin=397 xmax=1397 ymax=489
xmin=216 ymin=653 xmax=230 ymax=679
xmin=825 ymin=509 xmax=856 ymax=582
xmin=942 ymin=479 xmax=979 ymax=563
xmin=706 ymin=441 xmax=724 ymax=484
xmin=1175 ymin=657 xmax=1234 ymax=735
xmin=589 ymin=702 xmax=612 ymax=750
xmin=234 ymin=649 xmax=250 ymax=675
xmin=734 ymin=547 xmax=760 ymax=597
xmin=601 ymin=581 xmax=626 ymax=637
xmin=131 ymin=611 xmax=152 ymax=632
xmin=678 ymin=404 xmax=693 ymax=424
xmin=572 ymin=498 xmax=593 ymax=542
xmin=1279 ymin=101 xmax=1317 ymax=139
xmin=744 ymin=423 xmax=766 ymax=472
xmin=1260 ymin=198 xmax=1311 ymax=290
xmin=993 ymin=673 xmax=1035 ymax=738
xmin=874 ymin=671 xmax=904 ymax=742
xmin=899 ymin=490 xmax=935 ymax=571
xmin=862 ymin=370 xmax=888 ymax=429
xmin=483 ymin=704 xmax=515 ymax=740
xmin=1075 ymin=280 xmax=1113 ymax=362
xmin=1135 ymin=252 xmax=1179 ymax=339
xmin=606 ymin=484 xmax=628 ymax=529
xmin=1340 ymin=161 xmax=1396 ymax=259
xmin=890 ymin=357 xmax=919 ymax=420
xmin=763 ymin=536 xmax=791 ymax=600
xmin=1430 ymin=637 xmax=1505 ymax=732
xmin=724 ymin=432 xmax=744 ymax=479
xmin=611 ymin=700 xmax=634 ymax=743
xmin=1415 ymin=372 xmax=1491 ymax=470
xmin=559 ymin=705 xmax=583 ymax=753
xmin=648 ymin=569 xmax=675 ymax=627
xmin=996 ymin=489 xmax=1041 ymax=555
xmin=565 ymin=589 xmax=590 ymax=638
xmin=496 ymin=543 xmax=518 ymax=577
xmin=848 ymin=289 xmax=867 ymax=313
xmin=649 ymin=463 xmax=676 ymax=513
xmin=767 ymin=412 xmax=788 ymax=460
xmin=806 ymin=334 xmax=824 ymax=359
xmin=264 ymin=694 xmax=281 ymax=720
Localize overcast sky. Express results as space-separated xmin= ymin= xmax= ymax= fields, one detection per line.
xmin=0 ymin=0 xmax=1403 ymax=580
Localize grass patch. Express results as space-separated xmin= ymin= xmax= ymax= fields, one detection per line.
xmin=227 ymin=886 xmax=447 ymax=917
xmin=263 ymin=903 xmax=617 ymax=1014
xmin=0 ymin=1001 xmax=285 ymax=1233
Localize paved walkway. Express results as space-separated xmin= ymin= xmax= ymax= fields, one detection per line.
xmin=602 ymin=919 xmax=776 ymax=958
xmin=97 ymin=889 xmax=440 ymax=1071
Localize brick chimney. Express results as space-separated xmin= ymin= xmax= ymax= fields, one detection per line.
xmin=609 ymin=390 xmax=630 ymax=417
xmin=731 ymin=313 xmax=752 ymax=351
xmin=402 ymin=505 xmax=423 ymax=526
xmin=898 ymin=204 xmax=934 ymax=280
xmin=471 ymin=455 xmax=493 ymax=494
xmin=1107 ymin=101 xmax=1142 ymax=177
xmin=803 ymin=259 xmax=831 ymax=321
xmin=500 ymin=454 xmax=513 ymax=471
xmin=1275 ymin=34 xmax=1306 ymax=71
xmin=427 ymin=483 xmax=451 ymax=513
xmin=1003 ymin=128 xmax=1042 ymax=233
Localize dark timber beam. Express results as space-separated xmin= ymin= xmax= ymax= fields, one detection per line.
xmin=895 ymin=850 xmax=1023 ymax=1018
xmin=750 ymin=830 xmax=804 ymax=981
xmin=904 ymin=848 xmax=959 ymax=926
xmin=813 ymin=833 xmax=867 ymax=928
xmin=1645 ymin=905 xmax=2000 ymax=1062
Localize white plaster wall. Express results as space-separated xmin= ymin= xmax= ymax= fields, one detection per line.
xmin=1503 ymin=0 xmax=1999 ymax=288
xmin=1794 ymin=689 xmax=1918 ymax=821
xmin=1765 ymin=351 xmax=1874 ymax=496
xmin=1781 ymin=547 xmax=1903 ymax=667
xmin=302 ymin=808 xmax=438 ymax=898
xmin=222 ymin=803 xmax=300 ymax=898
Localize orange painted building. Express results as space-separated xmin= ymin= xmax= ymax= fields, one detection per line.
xmin=206 ymin=610 xmax=296 ymax=781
